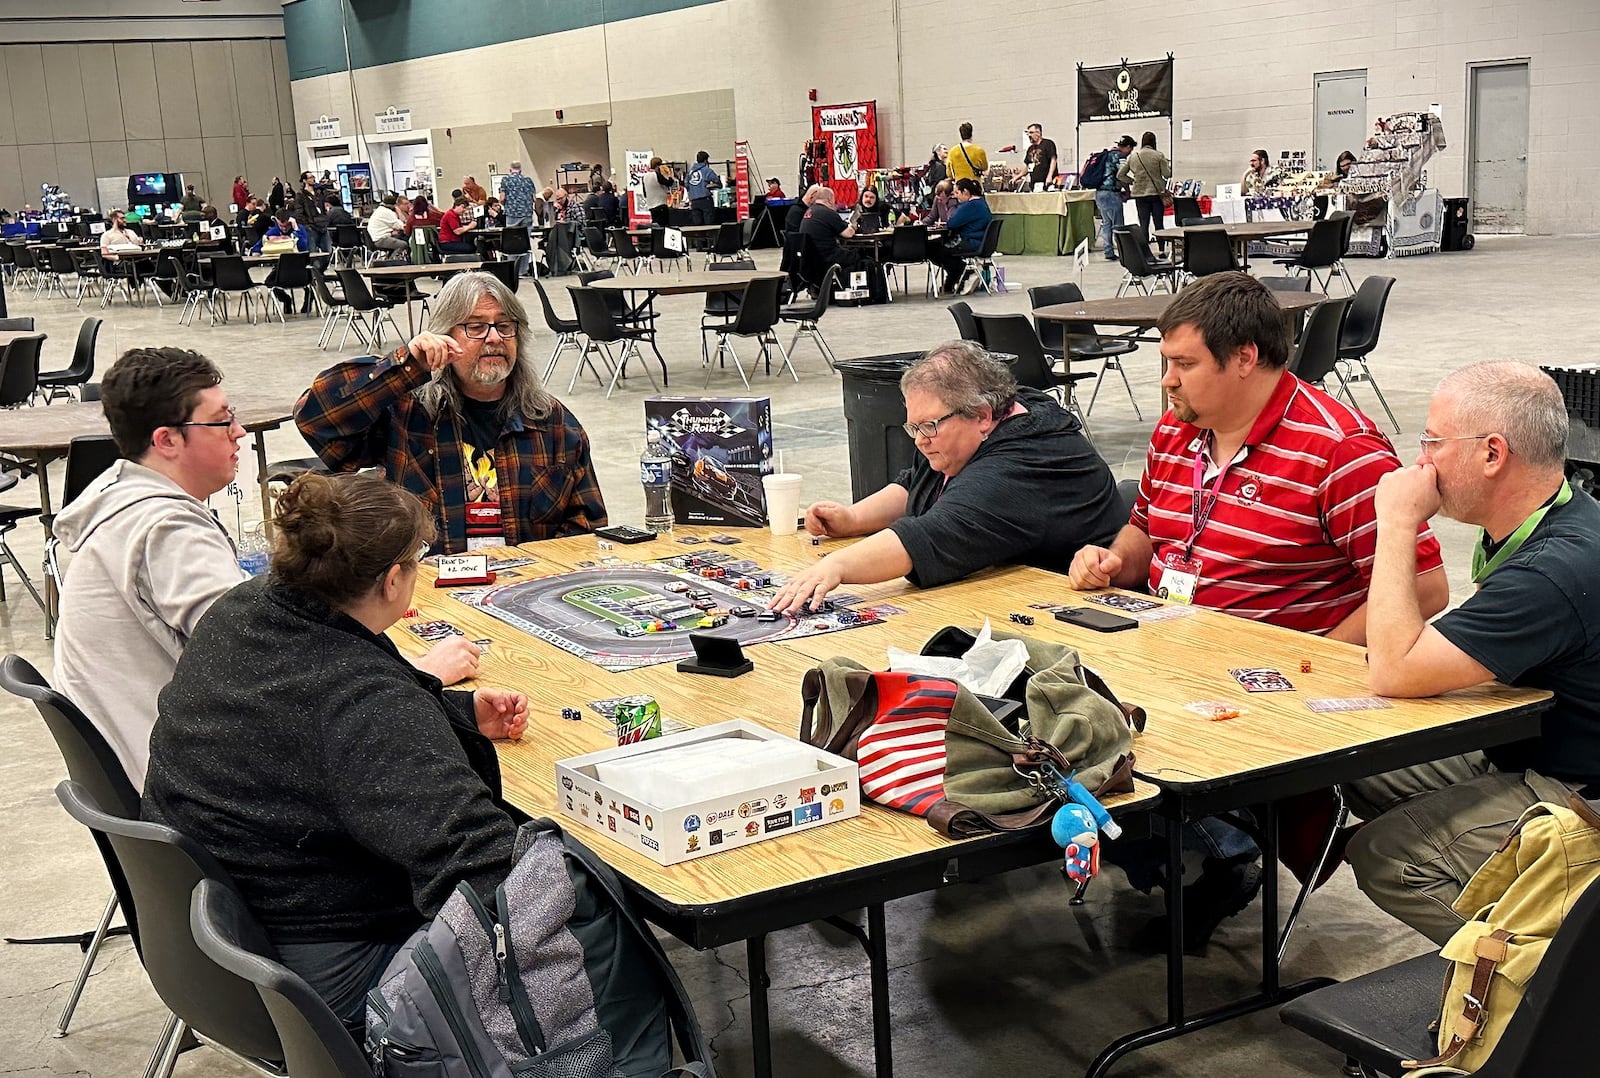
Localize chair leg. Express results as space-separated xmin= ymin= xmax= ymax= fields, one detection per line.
xmin=1111 ymin=357 xmax=1142 ymax=421
xmin=54 ymin=892 xmax=120 ymax=1038
xmin=1278 ymin=787 xmax=1350 ymax=965
xmin=1351 ymin=357 xmax=1400 ymax=434
xmin=0 ymin=539 xmax=48 ymax=619
xmin=139 ymin=1014 xmax=185 ymax=1078
xmin=768 ymin=331 xmax=800 ymax=382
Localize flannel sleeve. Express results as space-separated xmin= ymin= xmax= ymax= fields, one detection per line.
xmin=558 ymin=421 xmax=608 ymax=534
xmin=294 ymin=350 xmax=432 ymax=472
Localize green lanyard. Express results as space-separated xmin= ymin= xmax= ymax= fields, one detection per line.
xmin=1470 ymin=480 xmax=1571 ymax=583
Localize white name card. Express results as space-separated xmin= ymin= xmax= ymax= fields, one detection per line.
xmin=436 ymin=553 xmax=491 ymax=585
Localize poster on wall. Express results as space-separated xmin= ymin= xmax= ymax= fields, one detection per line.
xmin=734 ymin=140 xmax=751 ymax=221
xmin=1077 ymin=57 xmax=1175 ymax=123
xmin=810 ymin=101 xmax=877 ymax=208
xmin=625 ymin=149 xmax=652 ymax=227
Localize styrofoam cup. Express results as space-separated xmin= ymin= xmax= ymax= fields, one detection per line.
xmin=762 ymin=473 xmax=803 ymax=536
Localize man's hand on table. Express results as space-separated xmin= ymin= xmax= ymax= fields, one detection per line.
xmin=804 ymin=501 xmax=854 ymax=537
xmin=1068 ymin=544 xmax=1122 ymax=590
xmin=412 ymin=636 xmax=481 ymax=685
xmin=474 ymin=687 xmax=529 ymax=741
xmin=404 ymin=331 xmax=463 ymax=371
xmin=769 ymin=558 xmax=845 ymax=615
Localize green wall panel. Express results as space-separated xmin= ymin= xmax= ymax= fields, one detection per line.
xmin=284 ymin=0 xmax=721 ymax=80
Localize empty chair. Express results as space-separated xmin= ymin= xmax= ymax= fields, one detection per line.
xmin=970 ymin=312 xmax=1092 ymax=433
xmin=1259 ymin=276 xmax=1312 ymax=292
xmin=0 ymin=655 xmax=139 ymax=1038
xmin=334 ymin=268 xmax=402 ymax=350
xmin=191 ymin=881 xmax=370 ymax=1078
xmin=609 ymin=227 xmax=649 ymax=274
xmin=1027 ymin=282 xmax=1137 ymax=420
xmin=948 ymin=300 xmax=981 ymax=343
xmin=42 ymin=245 xmax=79 ymax=300
xmin=779 ymin=264 xmax=842 ymax=372
xmin=1287 ymin=296 xmax=1354 ymax=390
xmin=650 ymin=226 xmax=687 ymax=276
xmin=704 ymin=275 xmax=797 ymax=389
xmin=310 ymin=271 xmax=363 ymax=351
xmin=1181 ymin=228 xmax=1240 ymax=282
xmin=479 ymin=257 xmax=518 ymax=294
xmin=583 ymin=225 xmax=617 ymax=269
xmin=882 ymin=225 xmax=932 ymax=300
xmin=704 ymin=221 xmax=743 ymax=269
xmin=11 ymin=244 xmax=40 ymax=290
xmin=207 ymin=255 xmax=267 ymax=324
xmin=1171 ymin=196 xmax=1202 ymax=227
xmin=36 ymin=317 xmax=100 ymax=403
xmin=330 ymin=224 xmax=364 ymax=267
xmin=0 ymin=242 xmax=17 ymax=282
xmin=147 ymin=249 xmax=184 ymax=306
xmin=1273 ymin=216 xmax=1353 ymax=294
xmin=531 ymin=278 xmax=584 ymax=383
xmin=568 ymin=286 xmax=662 ymax=398
xmin=68 ymin=248 xmax=104 ymax=305
xmin=1180 ymin=214 xmax=1224 ymax=226
xmin=1335 ymin=274 xmax=1399 ymax=432
xmin=0 ymin=316 xmax=35 ymax=330
xmin=1 ymin=333 xmax=46 ymax=408
xmin=0 ymin=472 xmax=47 ymax=617
xmin=1112 ymin=227 xmax=1176 ymax=296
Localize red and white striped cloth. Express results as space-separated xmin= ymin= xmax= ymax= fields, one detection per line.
xmin=855 ymin=673 xmax=960 ymax=817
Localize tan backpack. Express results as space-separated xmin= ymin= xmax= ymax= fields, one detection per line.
xmin=1403 ymin=797 xmax=1600 ymax=1073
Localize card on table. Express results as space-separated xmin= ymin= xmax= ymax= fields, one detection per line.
xmin=409 ymin=620 xmax=464 ymax=642
xmin=1305 ymin=696 xmax=1394 ymax=713
xmin=1229 ymin=667 xmax=1296 ymax=692
xmin=1136 ymin=605 xmax=1199 ymax=622
xmin=708 ymin=534 xmax=743 ymax=545
xmin=1085 ymin=593 xmax=1161 ymax=614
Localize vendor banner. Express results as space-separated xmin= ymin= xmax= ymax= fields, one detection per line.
xmin=1077 ymin=57 xmax=1174 ymax=123
xmin=625 ymin=148 xmax=652 ymax=227
xmin=735 ymin=140 xmax=751 ymax=221
xmin=810 ymin=100 xmax=878 ymax=208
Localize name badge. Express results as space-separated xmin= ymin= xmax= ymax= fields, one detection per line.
xmin=1157 ymin=554 xmax=1201 ymax=605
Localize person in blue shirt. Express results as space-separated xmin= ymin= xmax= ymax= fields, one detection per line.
xmin=1096 ymin=135 xmax=1135 ymax=260
xmin=685 ymin=150 xmax=722 ymax=225
xmin=931 ymin=179 xmax=993 ymax=295
xmin=251 ymin=213 xmax=312 ymax=314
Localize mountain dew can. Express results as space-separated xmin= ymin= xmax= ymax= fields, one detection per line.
xmin=615 ymin=696 xmax=662 ymax=745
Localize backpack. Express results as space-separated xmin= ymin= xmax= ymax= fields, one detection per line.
xmin=367 ymin=818 xmax=712 ymax=1078
xmin=1079 ymin=150 xmax=1111 ymax=191
xmin=1402 ymin=798 xmax=1600 ymax=1074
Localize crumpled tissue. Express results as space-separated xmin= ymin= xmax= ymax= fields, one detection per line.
xmin=886 ymin=619 xmax=1028 ymax=698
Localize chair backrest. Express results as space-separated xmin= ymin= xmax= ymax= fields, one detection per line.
xmin=569 ymin=286 xmax=623 ymax=343
xmin=334 ymin=267 xmax=380 ymax=312
xmin=1172 ymin=196 xmax=1202 ymax=225
xmin=531 ymin=277 xmax=577 ymax=333
xmin=273 ymin=251 xmax=313 ymax=289
xmin=498 ymin=226 xmax=532 ymax=257
xmin=1294 ymin=217 xmax=1347 ymax=268
xmin=1288 ymin=296 xmax=1353 ymax=384
xmin=0 ymin=242 xmax=16 ymax=268
xmin=331 ymin=224 xmax=362 ymax=249
xmin=610 ymin=228 xmax=640 ymax=260
xmin=0 ymin=316 xmax=34 ymax=330
xmin=948 ymin=300 xmax=981 ymax=343
xmin=974 ymin=217 xmax=1004 ymax=259
xmin=209 ymin=255 xmax=255 ymax=291
xmin=970 ymin=312 xmax=1053 ymax=391
xmin=1027 ymin=282 xmax=1087 ymax=353
xmin=729 ymin=275 xmax=784 ymax=335
xmin=739 ymin=216 xmax=756 ymax=249
xmin=1260 ymin=276 xmax=1312 ymax=292
xmin=886 ymin=224 xmax=930 ymax=263
xmin=1339 ymin=274 xmax=1395 ymax=359
xmin=786 ymin=264 xmax=839 ymax=320
xmin=55 ymin=779 xmax=284 ymax=1064
xmin=1113 ymin=227 xmax=1152 ymax=277
xmin=797 ymin=235 xmax=828 ymax=288
xmin=711 ymin=221 xmax=742 ymax=256
xmin=13 ymin=244 xmax=36 ymax=270
xmin=1115 ymin=478 xmax=1140 ymax=522
xmin=1182 ymin=229 xmax=1238 ymax=277
xmin=583 ymin=226 xmax=610 ymax=253
xmin=311 ymin=268 xmax=340 ymax=307
xmin=192 ymin=881 xmax=371 ymax=1078
xmin=48 ymin=246 xmax=78 ymax=274
xmin=62 ymin=435 xmax=120 ymax=506
xmin=0 ymin=333 xmax=46 ymax=406
xmin=480 ymin=258 xmax=518 ymax=293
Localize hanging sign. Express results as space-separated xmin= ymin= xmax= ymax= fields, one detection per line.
xmin=1077 ymin=58 xmax=1175 ymax=123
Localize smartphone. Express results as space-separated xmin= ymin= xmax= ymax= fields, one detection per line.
xmin=1054 ymin=607 xmax=1138 ymax=633
xmin=593 ymin=525 xmax=658 ymax=544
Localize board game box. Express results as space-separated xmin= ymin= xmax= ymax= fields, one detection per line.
xmin=645 ymin=396 xmax=773 ymax=528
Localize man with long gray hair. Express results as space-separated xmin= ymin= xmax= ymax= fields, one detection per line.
xmin=1349 ymin=361 xmax=1600 ymax=943
xmin=296 ymin=271 xmax=607 ymax=553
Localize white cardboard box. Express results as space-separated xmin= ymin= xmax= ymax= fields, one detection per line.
xmin=554 ymin=719 xmax=861 ymax=866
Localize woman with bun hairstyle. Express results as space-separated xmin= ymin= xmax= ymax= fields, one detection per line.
xmin=142 ymin=472 xmax=526 ymax=1035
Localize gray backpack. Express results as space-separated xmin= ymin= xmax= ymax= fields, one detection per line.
xmin=366 ymin=818 xmax=712 ymax=1078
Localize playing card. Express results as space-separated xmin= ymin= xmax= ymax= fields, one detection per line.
xmin=1086 ymin=593 xmax=1161 ymax=613
xmin=409 ymin=620 xmax=464 ymax=642
xmin=677 ymin=536 xmax=704 ymax=545
xmin=1136 ymin=605 xmax=1199 ymax=622
xmin=485 ymin=555 xmax=537 ymax=570
xmin=1229 ymin=667 xmax=1296 ymax=692
xmin=708 ymin=534 xmax=743 ymax=545
xmin=1305 ymin=696 xmax=1394 ymax=713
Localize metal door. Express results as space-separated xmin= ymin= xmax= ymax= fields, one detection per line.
xmin=1313 ymin=70 xmax=1368 ymax=171
xmin=1470 ymin=62 xmax=1529 ymax=233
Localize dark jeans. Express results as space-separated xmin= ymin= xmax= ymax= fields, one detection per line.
xmin=1134 ymin=195 xmax=1168 ymax=252
xmin=691 ymin=197 xmax=715 ymax=226
xmin=931 ymin=239 xmax=975 ymax=290
xmin=438 ymin=238 xmax=476 ymax=254
xmin=277 ymin=935 xmax=411 ymax=1042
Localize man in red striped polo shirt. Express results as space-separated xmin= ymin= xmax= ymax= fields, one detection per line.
xmin=1068 ymin=271 xmax=1447 ymax=638
xmin=1066 ymin=272 xmax=1448 ymax=953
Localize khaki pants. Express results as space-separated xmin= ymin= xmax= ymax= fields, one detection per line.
xmin=1346 ymin=753 xmax=1577 ymax=944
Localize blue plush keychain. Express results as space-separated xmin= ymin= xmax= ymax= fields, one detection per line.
xmin=1043 ymin=765 xmax=1122 ymax=904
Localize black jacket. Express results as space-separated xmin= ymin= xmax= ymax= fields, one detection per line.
xmin=143 ymin=576 xmax=516 ymax=944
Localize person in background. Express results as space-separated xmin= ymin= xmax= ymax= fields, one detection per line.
xmin=785 ymin=184 xmax=821 ymax=236
xmin=231 ymin=175 xmax=250 ymax=211
xmin=406 ymin=194 xmax=443 ymax=234
xmin=924 ymin=144 xmax=949 ymax=190
xmin=100 ymin=209 xmax=141 ymax=251
xmin=850 ymin=186 xmax=888 ymax=232
xmin=324 ymin=193 xmax=357 ymax=234
xmin=180 ymin=184 xmax=205 ymax=219
xmin=685 ymin=150 xmax=722 ymax=225
xmin=1095 ymin=135 xmax=1136 ymax=260
xmin=1242 ymin=148 xmax=1275 ymax=195
xmin=437 ymin=195 xmax=478 ymax=255
xmin=765 ymin=177 xmax=787 ymax=201
xmin=588 ymin=164 xmax=605 ymax=193
xmin=268 ymin=176 xmax=286 ymax=214
xmin=1119 ymin=131 xmax=1173 ymax=254
xmin=461 ymin=175 xmax=488 ymax=205
xmin=930 ymin=178 xmax=992 ymax=295
xmin=798 ymin=186 xmax=862 ymax=277
xmin=921 ymin=179 xmax=957 ymax=227
xmin=641 ymin=158 xmax=676 ymax=229
xmin=482 ymin=197 xmax=506 ymax=227
xmin=498 ymin=162 xmax=537 ymax=277
xmin=142 ymin=471 xmax=522 ymax=1036
xmin=367 ymin=192 xmax=409 ymax=255
xmin=946 ymin=124 xmax=988 ymax=188
xmin=597 ymin=181 xmax=622 ymax=227
xmin=1334 ymin=149 xmax=1357 ymax=181
xmin=771 ymin=341 xmax=1123 ymax=612
xmin=254 ymin=214 xmax=312 ymax=314
xmin=1022 ymin=123 xmax=1059 ymax=190
xmin=536 ymin=187 xmax=556 ymax=226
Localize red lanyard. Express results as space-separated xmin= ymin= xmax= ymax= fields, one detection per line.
xmin=1186 ymin=442 xmax=1243 ymax=559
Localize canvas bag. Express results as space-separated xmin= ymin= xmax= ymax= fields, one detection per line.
xmin=367 ymin=818 xmax=711 ymax=1078
xmin=798 ymin=626 xmax=1138 ymax=838
xmin=1402 ymin=797 xmax=1600 ymax=1074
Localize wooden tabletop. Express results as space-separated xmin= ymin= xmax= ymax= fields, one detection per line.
xmin=0 ymin=329 xmax=44 ymax=348
xmin=358 ymin=261 xmax=483 ymax=278
xmin=1034 ymin=290 xmax=1326 ymax=328
xmin=0 ymin=392 xmax=294 ymax=456
xmin=586 ymin=269 xmax=784 ymax=296
xmin=395 ymin=525 xmax=1545 ymax=907
xmin=201 ymin=253 xmax=278 ymax=265
xmin=626 ymin=224 xmax=723 ymax=237
xmin=1153 ymin=220 xmax=1315 ymax=242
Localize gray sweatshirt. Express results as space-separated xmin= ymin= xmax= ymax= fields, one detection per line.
xmin=51 ymin=460 xmax=244 ymax=788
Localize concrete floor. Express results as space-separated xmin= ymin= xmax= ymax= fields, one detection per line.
xmin=1 ymin=236 xmax=1596 ymax=1077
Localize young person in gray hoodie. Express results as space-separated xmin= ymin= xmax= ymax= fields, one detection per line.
xmin=51 ymin=347 xmax=480 ymax=788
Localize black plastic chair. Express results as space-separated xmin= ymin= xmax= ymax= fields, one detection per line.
xmin=1260 ymin=276 xmax=1312 ymax=292
xmin=705 ymin=276 xmax=796 ymax=388
xmin=1337 ymin=275 xmax=1400 ymax=433
xmin=961 ymin=218 xmax=1005 ymax=294
xmin=583 ymin=225 xmax=617 ymax=269
xmin=207 ymin=255 xmax=266 ymax=324
xmin=191 ymin=881 xmax=369 ymax=1077
xmin=334 ymin=268 xmax=402 ymax=349
xmin=568 ymin=286 xmax=661 ymax=397
xmin=608 ymin=228 xmax=648 ymax=275
xmin=330 ymin=224 xmax=363 ymax=267
xmin=0 ymin=472 xmax=47 ymax=616
xmin=0 ymin=316 xmax=34 ymax=330
xmin=1274 ymin=216 xmax=1352 ymax=294
xmin=1282 ymin=872 xmax=1600 ymax=1077
xmin=882 ymin=225 xmax=932 ymax=300
xmin=1171 ymin=196 xmax=1202 ymax=227
xmin=1027 ymin=282 xmax=1140 ymax=421
xmin=1287 ymin=296 xmax=1354 ymax=390
xmin=480 ymin=257 xmax=518 ymax=294
xmin=270 ymin=252 xmax=318 ymax=320
xmin=531 ymin=277 xmax=584 ymax=383
xmin=310 ymin=270 xmax=362 ymax=351
xmin=779 ymin=264 xmax=842 ymax=372
xmin=1181 ymin=228 xmax=1240 ymax=282
xmin=948 ymin=300 xmax=981 ymax=343
xmin=971 ymin=311 xmax=1092 ymax=433
xmin=35 ymin=317 xmax=99 ymax=403
xmin=0 ymin=655 xmax=139 ymax=1037
xmin=1112 ymin=226 xmax=1176 ymax=296
xmin=41 ymin=434 xmax=120 ymax=610
xmin=42 ymin=245 xmax=79 ymax=300
xmin=1 ymin=332 xmax=46 ymax=408
xmin=1115 ymin=478 xmax=1140 ymax=522
xmin=56 ymin=779 xmax=285 ymax=1078
xmin=704 ymin=221 xmax=743 ymax=269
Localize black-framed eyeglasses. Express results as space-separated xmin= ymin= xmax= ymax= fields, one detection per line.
xmin=902 ymin=410 xmax=961 ymax=440
xmin=177 ymin=407 xmax=240 ymax=430
xmin=457 ymin=320 xmax=518 ymax=340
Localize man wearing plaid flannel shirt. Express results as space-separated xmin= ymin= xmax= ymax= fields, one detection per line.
xmin=296 ymin=271 xmax=607 ymax=553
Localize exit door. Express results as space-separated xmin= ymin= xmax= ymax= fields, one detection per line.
xmin=1313 ymin=70 xmax=1367 ymax=171
xmin=1470 ymin=62 xmax=1529 ymax=234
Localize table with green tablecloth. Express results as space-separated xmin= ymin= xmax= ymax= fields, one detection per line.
xmin=987 ymin=190 xmax=1096 ymax=255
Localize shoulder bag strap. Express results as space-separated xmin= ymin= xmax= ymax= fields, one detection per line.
xmin=958 ymin=143 xmax=977 ymax=177
xmin=1402 ymin=929 xmax=1514 ymax=1071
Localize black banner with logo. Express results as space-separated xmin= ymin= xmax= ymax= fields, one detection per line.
xmin=1077 ymin=58 xmax=1174 ymax=123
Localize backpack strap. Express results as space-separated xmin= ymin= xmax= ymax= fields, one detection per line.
xmin=534 ymin=817 xmax=716 ymax=1075
xmin=1403 ymin=930 xmax=1513 ymax=1070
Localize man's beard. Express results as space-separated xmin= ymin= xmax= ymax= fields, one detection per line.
xmin=469 ymin=354 xmax=512 ymax=386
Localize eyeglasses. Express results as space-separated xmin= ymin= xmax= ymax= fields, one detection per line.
xmin=902 ymin=410 xmax=962 ymax=440
xmin=457 ymin=320 xmax=518 ymax=340
xmin=178 ymin=407 xmax=240 ymax=431
xmin=1418 ymin=433 xmax=1490 ymax=452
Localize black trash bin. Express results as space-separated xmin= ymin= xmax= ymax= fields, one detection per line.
xmin=837 ymin=353 xmax=923 ymax=503
xmin=1441 ymin=197 xmax=1473 ymax=251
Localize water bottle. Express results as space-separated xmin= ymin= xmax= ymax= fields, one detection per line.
xmin=640 ymin=430 xmax=674 ymax=532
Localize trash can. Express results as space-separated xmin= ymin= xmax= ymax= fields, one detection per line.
xmin=1441 ymin=197 xmax=1473 ymax=251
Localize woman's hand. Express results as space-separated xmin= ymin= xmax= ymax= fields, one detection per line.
xmin=474 ymin=688 xmax=529 ymax=741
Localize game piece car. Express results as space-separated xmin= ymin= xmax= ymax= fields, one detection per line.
xmin=729 ymin=606 xmax=757 ymax=617
xmin=756 ymin=610 xmax=781 ymax=622
xmin=698 ymin=567 xmax=726 ymax=578
xmin=665 ymin=581 xmax=691 ymax=593
xmin=615 ymin=624 xmax=649 ymax=638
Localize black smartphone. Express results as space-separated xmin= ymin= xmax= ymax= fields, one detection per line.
xmin=593 ymin=525 xmax=658 ymax=544
xmin=1054 ymin=607 xmax=1139 ymax=633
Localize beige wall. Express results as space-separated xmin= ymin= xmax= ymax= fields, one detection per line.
xmin=0 ymin=38 xmax=299 ymax=213
xmin=290 ymin=0 xmax=1600 ymax=235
